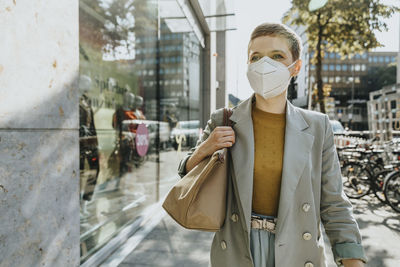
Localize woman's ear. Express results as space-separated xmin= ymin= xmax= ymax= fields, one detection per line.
xmin=292 ymin=59 xmax=302 ymax=77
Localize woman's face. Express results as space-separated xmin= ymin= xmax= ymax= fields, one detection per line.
xmin=247 ymin=35 xmax=300 ymax=76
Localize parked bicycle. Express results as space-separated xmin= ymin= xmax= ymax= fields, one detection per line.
xmin=337 ymin=136 xmax=400 ymax=213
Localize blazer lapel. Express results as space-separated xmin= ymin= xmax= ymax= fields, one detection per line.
xmin=229 ymin=93 xmax=315 ymax=238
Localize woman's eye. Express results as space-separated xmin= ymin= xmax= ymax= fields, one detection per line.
xmin=272 ymin=54 xmax=284 ymax=59
xmin=251 ymin=55 xmax=260 ymax=62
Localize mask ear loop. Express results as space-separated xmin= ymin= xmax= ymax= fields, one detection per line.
xmin=287 ymin=59 xmax=298 ymax=69
xmin=287 ymin=59 xmax=299 ymax=78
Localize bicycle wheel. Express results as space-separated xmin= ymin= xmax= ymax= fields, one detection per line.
xmin=368 ymin=162 xmax=384 ymax=178
xmin=341 ymin=162 xmax=372 ymax=199
xmin=371 ymin=169 xmax=390 ymax=203
xmin=383 ymin=171 xmax=400 ymax=213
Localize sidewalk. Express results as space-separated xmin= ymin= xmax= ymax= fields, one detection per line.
xmin=119 ymin=214 xmax=213 ymax=267
xmin=349 ymin=195 xmax=400 ymax=266
xmin=114 ymin=213 xmax=335 ymax=267
xmin=112 ymin=195 xmax=400 ymax=267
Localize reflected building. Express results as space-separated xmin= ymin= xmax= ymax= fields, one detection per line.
xmin=135 ymin=24 xmax=201 ymax=122
xmin=78 ymin=0 xmax=236 ymax=265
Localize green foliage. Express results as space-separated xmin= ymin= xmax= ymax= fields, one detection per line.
xmin=283 ymin=0 xmax=398 ymax=62
xmin=283 ymin=0 xmax=399 ymax=113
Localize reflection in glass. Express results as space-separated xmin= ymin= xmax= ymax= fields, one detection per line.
xmin=79 ymin=0 xmax=203 ymax=263
xmin=79 ymin=74 xmax=100 ymax=214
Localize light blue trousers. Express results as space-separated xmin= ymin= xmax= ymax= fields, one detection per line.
xmin=250 ymin=212 xmax=276 ymax=267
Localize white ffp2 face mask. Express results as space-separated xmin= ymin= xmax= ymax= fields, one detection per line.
xmin=246 ymin=56 xmax=297 ymax=99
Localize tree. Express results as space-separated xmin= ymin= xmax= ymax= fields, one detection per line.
xmin=283 ymin=0 xmax=398 ymax=113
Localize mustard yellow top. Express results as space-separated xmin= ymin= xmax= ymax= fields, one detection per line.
xmin=251 ymin=102 xmax=286 ymax=217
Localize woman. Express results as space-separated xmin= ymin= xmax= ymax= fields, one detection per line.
xmin=177 ymin=23 xmax=367 ymax=267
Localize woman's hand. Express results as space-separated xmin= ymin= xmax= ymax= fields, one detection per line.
xmin=199 ymin=126 xmax=235 ymax=157
xmin=342 ymin=259 xmax=365 ymax=267
xmin=184 ymin=126 xmax=235 ymax=173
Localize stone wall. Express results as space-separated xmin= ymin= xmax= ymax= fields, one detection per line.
xmin=0 ymin=0 xmax=79 ymax=266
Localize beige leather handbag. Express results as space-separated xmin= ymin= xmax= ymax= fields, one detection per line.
xmin=162 ymin=108 xmax=233 ymax=231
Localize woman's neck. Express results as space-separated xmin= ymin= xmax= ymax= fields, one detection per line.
xmin=254 ymin=91 xmax=287 ymax=114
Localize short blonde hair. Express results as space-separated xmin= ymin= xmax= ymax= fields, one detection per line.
xmin=247 ymin=22 xmax=302 ymax=62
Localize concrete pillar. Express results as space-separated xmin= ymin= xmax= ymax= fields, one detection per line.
xmin=0 ymin=0 xmax=79 ymax=266
xmin=216 ymin=31 xmax=227 ymax=109
xmin=210 ymin=31 xmax=217 ymax=114
xmin=201 ymin=34 xmax=211 ymax=128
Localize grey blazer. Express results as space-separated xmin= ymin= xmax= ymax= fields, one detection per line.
xmin=177 ymin=93 xmax=367 ymax=267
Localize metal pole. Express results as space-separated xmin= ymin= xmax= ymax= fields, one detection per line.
xmin=155 ymin=0 xmax=160 ymax=202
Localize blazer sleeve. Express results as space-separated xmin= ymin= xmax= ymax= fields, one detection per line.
xmin=320 ymin=114 xmax=367 ymax=266
xmin=177 ymin=108 xmax=224 ymax=178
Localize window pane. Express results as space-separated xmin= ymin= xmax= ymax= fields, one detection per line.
xmin=79 ymin=0 xmax=203 ymax=262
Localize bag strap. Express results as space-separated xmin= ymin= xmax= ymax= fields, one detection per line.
xmin=223 ymin=107 xmax=233 ymax=127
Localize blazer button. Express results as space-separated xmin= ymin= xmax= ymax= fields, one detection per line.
xmin=231 ymin=213 xmax=239 ymax=222
xmin=302 ymin=203 xmax=311 ymax=212
xmin=302 ymin=232 xmax=312 ymax=241
xmin=304 ymin=261 xmax=314 ymax=267
xmin=221 ymin=240 xmax=227 ymax=250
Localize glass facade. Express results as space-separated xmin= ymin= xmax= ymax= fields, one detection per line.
xmin=78 ymin=0 xmax=204 ymax=263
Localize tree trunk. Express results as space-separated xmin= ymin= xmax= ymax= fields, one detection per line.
xmin=316 ymin=12 xmax=326 ymax=114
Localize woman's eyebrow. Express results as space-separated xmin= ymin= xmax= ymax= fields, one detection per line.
xmin=250 ymin=50 xmax=287 ymax=56
xmin=271 ymin=49 xmax=287 ymax=54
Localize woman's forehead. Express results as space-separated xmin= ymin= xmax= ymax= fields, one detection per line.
xmin=248 ymin=35 xmax=291 ymax=55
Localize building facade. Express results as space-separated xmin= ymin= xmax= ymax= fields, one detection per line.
xmin=367 ymin=84 xmax=400 ymax=141
xmin=284 ymin=19 xmax=311 ymax=108
xmin=308 ymin=51 xmax=397 ymax=130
